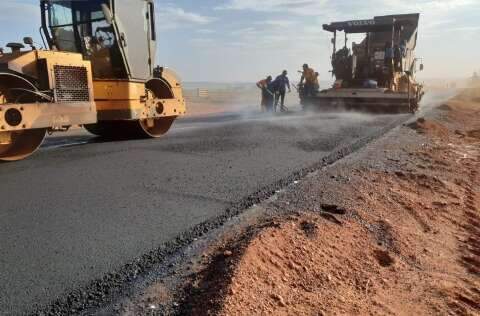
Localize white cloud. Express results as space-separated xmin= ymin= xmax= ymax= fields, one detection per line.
xmin=231 ymin=27 xmax=257 ymax=36
xmin=158 ymin=0 xmax=479 ymax=81
xmin=217 ymin=0 xmax=478 ymax=19
xmin=196 ymin=29 xmax=216 ymax=34
xmin=217 ymin=0 xmax=479 ymax=45
xmin=216 ymin=0 xmax=331 ymax=16
xmin=254 ymin=20 xmax=297 ymax=27
xmin=190 ymin=38 xmax=216 ymax=46
xmin=452 ymin=26 xmax=480 ymax=32
xmin=157 ymin=6 xmax=215 ymax=30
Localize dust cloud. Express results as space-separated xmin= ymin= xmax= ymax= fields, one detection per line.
xmin=181 ymin=83 xmax=396 ymax=138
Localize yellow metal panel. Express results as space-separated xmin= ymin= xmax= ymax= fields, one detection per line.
xmin=0 ymin=102 xmax=97 ymax=132
xmin=4 ymin=51 xmax=38 ymax=78
xmin=43 ymin=56 xmax=94 ymax=101
xmin=92 ymin=80 xmax=186 ymax=115
xmin=95 ymin=99 xmax=143 ymax=112
xmin=93 ymin=81 xmax=145 ymax=111
xmin=0 ymin=51 xmax=87 ymax=80
xmin=93 ymin=81 xmax=144 ymax=100
xmin=36 ymin=50 xmax=84 ymax=64
xmin=156 ymin=98 xmax=187 ymax=117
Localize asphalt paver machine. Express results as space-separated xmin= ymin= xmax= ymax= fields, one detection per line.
xmin=300 ymin=13 xmax=424 ymax=113
xmin=0 ymin=0 xmax=186 ymax=161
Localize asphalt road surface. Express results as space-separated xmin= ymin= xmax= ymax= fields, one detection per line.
xmin=0 ymin=95 xmax=449 ymax=314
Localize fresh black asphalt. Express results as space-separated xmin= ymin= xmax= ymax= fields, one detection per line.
xmin=1 ymin=102 xmax=446 ymax=314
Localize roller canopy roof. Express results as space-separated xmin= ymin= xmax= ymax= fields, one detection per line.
xmin=323 ymin=13 xmax=420 ymax=33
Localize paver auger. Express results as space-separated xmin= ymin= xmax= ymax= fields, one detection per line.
xmin=0 ymin=0 xmax=186 ymax=161
xmin=300 ymin=13 xmax=424 ymax=113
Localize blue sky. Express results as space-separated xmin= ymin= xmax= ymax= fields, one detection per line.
xmin=1 ymin=0 xmax=479 ymax=82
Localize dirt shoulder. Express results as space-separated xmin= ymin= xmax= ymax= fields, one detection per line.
xmin=181 ymin=88 xmax=480 ymax=315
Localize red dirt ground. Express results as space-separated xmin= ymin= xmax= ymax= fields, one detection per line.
xmin=216 ymin=89 xmax=480 ymax=315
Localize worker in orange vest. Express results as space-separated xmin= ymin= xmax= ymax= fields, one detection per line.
xmin=300 ymin=64 xmax=316 ymax=97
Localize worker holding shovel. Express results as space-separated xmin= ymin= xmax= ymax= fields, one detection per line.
xmin=257 ymin=76 xmax=275 ymax=112
xmin=273 ymin=70 xmax=291 ymax=112
xmin=257 ymin=76 xmax=272 ymax=112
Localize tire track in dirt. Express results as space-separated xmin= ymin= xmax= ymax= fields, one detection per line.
xmin=448 ymin=133 xmax=480 ymax=315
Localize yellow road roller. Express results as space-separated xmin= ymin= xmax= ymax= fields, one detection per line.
xmin=0 ymin=0 xmax=186 ymax=161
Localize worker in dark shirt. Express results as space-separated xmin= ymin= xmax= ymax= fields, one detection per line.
xmin=272 ymin=70 xmax=291 ymax=112
xmin=265 ymin=79 xmax=276 ymax=112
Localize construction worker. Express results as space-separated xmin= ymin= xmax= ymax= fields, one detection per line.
xmin=314 ymin=72 xmax=320 ymax=91
xmin=256 ymin=76 xmax=273 ymax=112
xmin=300 ymin=64 xmax=316 ymax=97
xmin=393 ymin=44 xmax=402 ymax=72
xmin=273 ymin=70 xmax=291 ymax=112
xmin=265 ymin=80 xmax=276 ymax=111
xmin=384 ymin=42 xmax=394 ymax=88
xmin=400 ymin=39 xmax=407 ymax=58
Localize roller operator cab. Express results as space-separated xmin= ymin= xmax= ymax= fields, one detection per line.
xmin=0 ymin=0 xmax=186 ymax=161
xmin=300 ymin=13 xmax=424 ymax=114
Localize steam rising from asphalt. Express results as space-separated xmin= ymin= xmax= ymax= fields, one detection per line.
xmin=43 ymin=87 xmax=458 ymax=148
xmin=176 ymin=86 xmax=458 ymax=140
xmin=175 ymin=98 xmax=398 ymax=140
